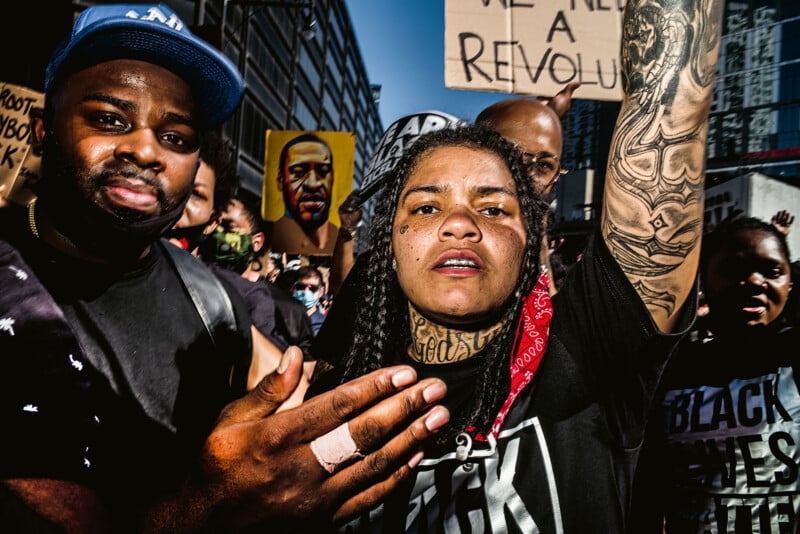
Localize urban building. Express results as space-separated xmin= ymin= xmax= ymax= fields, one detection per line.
xmin=4 ymin=0 xmax=384 ymax=252
xmin=189 ymin=0 xmax=384 ymax=203
xmin=707 ymin=0 xmax=800 ymax=186
xmin=553 ymin=0 xmax=800 ymax=262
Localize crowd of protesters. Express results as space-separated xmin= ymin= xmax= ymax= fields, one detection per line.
xmin=2 ymin=1 xmax=799 ymax=533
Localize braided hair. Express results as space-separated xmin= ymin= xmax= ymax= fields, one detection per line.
xmin=340 ymin=125 xmax=548 ymax=444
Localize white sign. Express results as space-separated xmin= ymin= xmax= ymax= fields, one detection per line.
xmin=445 ymin=0 xmax=625 ymax=102
xmin=0 ymin=82 xmax=43 ymax=206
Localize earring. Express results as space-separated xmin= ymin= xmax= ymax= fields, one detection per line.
xmin=391 ymin=257 xmax=397 ymax=270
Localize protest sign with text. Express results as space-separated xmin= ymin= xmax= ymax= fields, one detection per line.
xmin=0 ymin=82 xmax=43 ymax=205
xmin=445 ymin=0 xmax=625 ymax=102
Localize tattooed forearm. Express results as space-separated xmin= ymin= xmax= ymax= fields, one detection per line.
xmin=407 ymin=305 xmax=503 ymax=364
xmin=602 ymin=0 xmax=723 ymax=328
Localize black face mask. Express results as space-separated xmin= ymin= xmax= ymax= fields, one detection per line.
xmin=36 ymin=132 xmax=191 ymax=261
xmin=164 ymin=223 xmax=211 ymax=252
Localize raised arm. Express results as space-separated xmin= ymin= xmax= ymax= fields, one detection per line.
xmin=602 ymin=0 xmax=724 ymax=332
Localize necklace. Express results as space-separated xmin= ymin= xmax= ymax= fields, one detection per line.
xmin=24 ymin=197 xmax=98 ymax=261
xmin=27 ymin=198 xmax=39 ymax=238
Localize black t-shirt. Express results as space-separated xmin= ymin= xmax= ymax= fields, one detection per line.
xmin=0 ymin=204 xmax=252 ymax=520
xmin=630 ymin=323 xmax=800 ymax=533
xmin=314 ymin=231 xmax=695 ymax=533
xmin=208 ymin=263 xmax=282 ymax=344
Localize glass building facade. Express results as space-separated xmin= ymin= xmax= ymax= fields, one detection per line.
xmin=191 ymin=0 xmax=384 ymax=200
xmin=554 ymin=0 xmax=800 ymax=246
xmin=706 ymin=0 xmax=800 ymax=185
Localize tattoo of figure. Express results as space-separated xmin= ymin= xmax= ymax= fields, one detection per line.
xmin=604 ymin=0 xmax=723 ymax=317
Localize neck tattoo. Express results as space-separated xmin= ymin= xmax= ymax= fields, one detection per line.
xmin=407 ymin=304 xmax=504 ymax=364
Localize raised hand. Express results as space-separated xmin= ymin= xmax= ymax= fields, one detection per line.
xmin=771 ymin=209 xmax=794 ymax=236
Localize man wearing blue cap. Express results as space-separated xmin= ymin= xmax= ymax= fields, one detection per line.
xmin=0 ymin=4 xmax=449 ymax=531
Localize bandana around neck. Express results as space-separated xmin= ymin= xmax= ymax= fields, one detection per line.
xmin=470 ymin=271 xmax=553 ymax=441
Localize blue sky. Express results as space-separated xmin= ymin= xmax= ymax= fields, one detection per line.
xmin=345 ymin=0 xmax=511 ymax=129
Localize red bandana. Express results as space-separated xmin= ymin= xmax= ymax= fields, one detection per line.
xmin=472 ymin=272 xmax=553 ymax=441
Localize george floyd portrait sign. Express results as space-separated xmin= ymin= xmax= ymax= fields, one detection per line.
xmin=445 ymin=0 xmax=625 ymax=102
xmin=262 ymin=130 xmax=355 ymax=256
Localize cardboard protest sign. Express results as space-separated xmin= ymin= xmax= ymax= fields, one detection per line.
xmin=360 ymin=110 xmax=467 ymax=202
xmin=0 ymin=82 xmax=44 ymax=206
xmin=262 ymin=130 xmax=355 ymax=255
xmin=445 ymin=0 xmax=625 ymax=102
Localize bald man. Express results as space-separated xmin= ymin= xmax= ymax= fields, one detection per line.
xmin=475 ymin=81 xmax=579 ymax=198
xmin=475 ymin=82 xmax=579 ymax=294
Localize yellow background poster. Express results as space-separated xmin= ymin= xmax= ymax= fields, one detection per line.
xmin=262 ymin=130 xmax=355 ymax=255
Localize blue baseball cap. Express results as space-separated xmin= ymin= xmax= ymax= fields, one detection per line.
xmin=45 ymin=3 xmax=244 ymax=129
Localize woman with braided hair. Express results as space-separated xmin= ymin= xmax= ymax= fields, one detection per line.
xmin=333 ymin=125 xmax=546 ymax=449
xmin=306 ymin=0 xmax=724 ymax=529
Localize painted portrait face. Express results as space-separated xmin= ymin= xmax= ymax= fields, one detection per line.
xmin=391 ymin=145 xmax=527 ymax=327
xmin=280 ymin=139 xmax=334 ymax=230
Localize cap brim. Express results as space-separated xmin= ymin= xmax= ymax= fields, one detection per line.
xmin=47 ymin=22 xmax=243 ymax=129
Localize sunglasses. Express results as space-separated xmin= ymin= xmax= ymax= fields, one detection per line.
xmin=293 ymin=282 xmax=320 ymax=292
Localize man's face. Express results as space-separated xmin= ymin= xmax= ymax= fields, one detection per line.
xmin=44 ymin=59 xmax=201 ymax=224
xmin=292 ymin=273 xmax=324 ymax=310
xmin=280 ymin=140 xmax=333 ymax=228
xmin=492 ymin=102 xmax=563 ymax=197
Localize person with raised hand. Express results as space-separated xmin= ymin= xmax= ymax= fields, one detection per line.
xmin=309 ymin=0 xmax=724 ymax=531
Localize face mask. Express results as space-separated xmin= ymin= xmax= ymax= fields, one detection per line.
xmin=164 ymin=223 xmax=208 ymax=251
xmin=36 ymin=132 xmax=191 ymax=260
xmin=292 ymin=288 xmax=320 ymax=310
xmin=199 ymin=228 xmax=253 ymax=273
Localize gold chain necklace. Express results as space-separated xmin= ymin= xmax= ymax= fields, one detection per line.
xmin=27 ymin=198 xmax=39 ymax=238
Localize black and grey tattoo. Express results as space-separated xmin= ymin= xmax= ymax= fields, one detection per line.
xmin=603 ymin=0 xmax=723 ymax=317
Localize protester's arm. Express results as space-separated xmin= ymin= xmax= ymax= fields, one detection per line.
xmin=247 ymin=326 xmax=282 ymax=386
xmin=143 ymin=348 xmax=449 ymax=531
xmin=1 ymin=479 xmax=110 ymax=533
xmin=601 ymin=0 xmax=724 ymax=333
